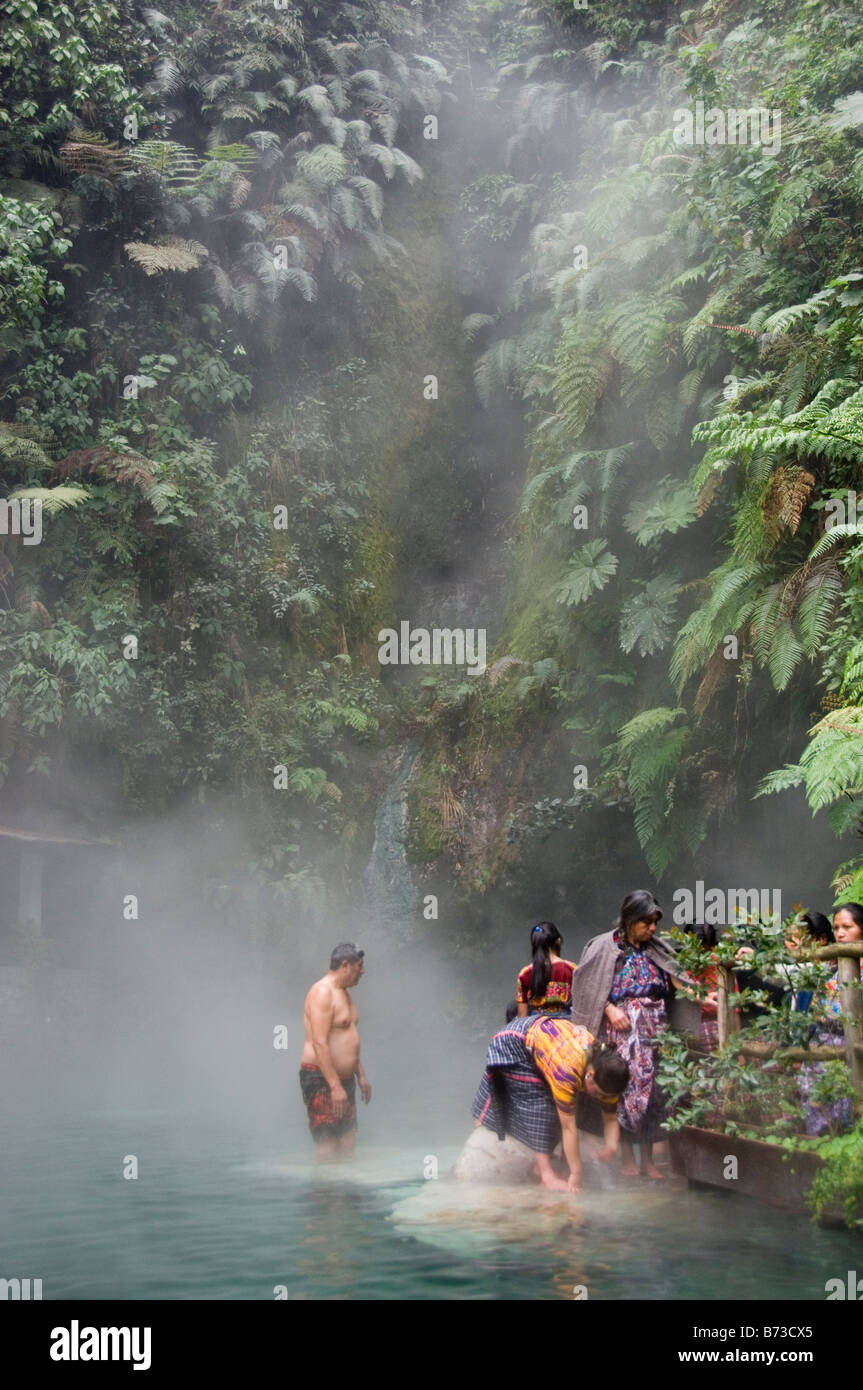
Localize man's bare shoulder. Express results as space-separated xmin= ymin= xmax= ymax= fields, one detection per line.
xmin=305 ymin=976 xmax=335 ymax=1008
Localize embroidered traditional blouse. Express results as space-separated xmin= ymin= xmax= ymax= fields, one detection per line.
xmin=524 ymin=1016 xmax=618 ymax=1113
xmin=516 ymin=958 xmax=577 ymax=1013
xmin=609 ymin=928 xmax=669 ymax=1003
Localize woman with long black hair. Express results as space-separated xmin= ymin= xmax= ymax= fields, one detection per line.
xmin=571 ymin=890 xmax=695 ymax=1180
xmin=516 ymin=921 xmax=577 ymax=1018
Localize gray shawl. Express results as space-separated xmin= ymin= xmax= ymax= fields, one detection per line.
xmin=571 ymin=929 xmax=690 ymax=1039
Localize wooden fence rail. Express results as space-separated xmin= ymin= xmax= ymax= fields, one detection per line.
xmin=716 ymin=942 xmax=863 ymax=1095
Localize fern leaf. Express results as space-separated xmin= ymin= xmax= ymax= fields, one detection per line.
xmin=553 ymin=328 xmax=612 ymax=440
xmin=462 ymin=313 xmax=495 ymax=344
xmin=124 ymin=238 xmax=207 ymax=275
xmin=296 ymin=145 xmax=347 ymax=190
xmin=474 ymin=338 xmax=521 ymax=407
xmin=618 ymin=706 xmax=686 ymax=751
xmin=10 ymin=485 xmax=90 ymax=513
xmin=767 ymin=621 xmax=804 ymax=691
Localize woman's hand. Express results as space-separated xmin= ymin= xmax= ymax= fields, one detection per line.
xmin=605 ymin=1003 xmax=630 ymax=1033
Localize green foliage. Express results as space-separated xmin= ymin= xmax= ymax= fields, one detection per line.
xmin=552 ymin=327 xmax=612 ymax=441
xmin=614 ymin=707 xmax=702 ymax=874
xmin=624 ymin=478 xmax=696 ymax=546
xmin=0 ymin=195 xmax=72 ymax=332
xmin=0 ymin=0 xmax=457 ymax=917
xmin=659 ymin=915 xmax=860 ymax=1191
xmin=449 ymin=0 xmax=863 ymax=889
xmin=7 ymin=0 xmax=863 ymax=914
xmin=808 ymin=1123 xmax=863 ymax=1230
xmin=619 ymin=575 xmax=679 ymax=657
xmin=0 ymin=0 xmax=148 ymax=162
xmin=759 ymin=707 xmax=863 ymax=810
xmin=555 ymin=539 xmax=617 ymax=606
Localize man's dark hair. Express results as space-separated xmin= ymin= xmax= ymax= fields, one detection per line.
xmin=330 ymin=942 xmax=364 ymax=970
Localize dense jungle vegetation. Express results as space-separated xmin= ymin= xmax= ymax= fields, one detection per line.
xmin=3 ymin=0 xmax=863 ymax=940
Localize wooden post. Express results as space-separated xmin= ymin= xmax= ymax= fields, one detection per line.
xmin=717 ymin=963 xmax=732 ymax=1048
xmin=838 ymin=952 xmax=863 ymax=1097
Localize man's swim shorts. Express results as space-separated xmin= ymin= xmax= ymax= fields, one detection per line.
xmin=299 ymin=1063 xmax=357 ymax=1141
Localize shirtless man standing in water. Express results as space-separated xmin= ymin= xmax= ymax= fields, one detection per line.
xmin=300 ymin=943 xmax=371 ymax=1158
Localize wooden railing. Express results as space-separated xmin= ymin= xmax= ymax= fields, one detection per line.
xmin=716 ymin=941 xmax=863 ymax=1095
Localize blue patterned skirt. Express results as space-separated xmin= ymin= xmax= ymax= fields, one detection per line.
xmin=471 ymin=1017 xmax=560 ymax=1154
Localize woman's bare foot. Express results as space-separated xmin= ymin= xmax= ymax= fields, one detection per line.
xmin=539 ymin=1172 xmax=572 ymax=1192
xmin=534 ymin=1154 xmax=570 ymax=1191
xmin=643 ymin=1162 xmax=666 ymax=1180
xmin=619 ymin=1161 xmax=640 ymax=1178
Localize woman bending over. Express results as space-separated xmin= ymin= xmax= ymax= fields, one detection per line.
xmin=472 ymin=1014 xmax=629 ymax=1192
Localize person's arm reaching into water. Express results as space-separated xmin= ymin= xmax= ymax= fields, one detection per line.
xmin=308 ymin=985 xmax=350 ymax=1118
xmin=595 ymin=1107 xmax=620 ymax=1161
xmin=557 ymin=1107 xmax=582 ymax=1193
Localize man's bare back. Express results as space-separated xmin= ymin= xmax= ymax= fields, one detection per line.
xmin=299 ymin=946 xmax=370 ymax=1159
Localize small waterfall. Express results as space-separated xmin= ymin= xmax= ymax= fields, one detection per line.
xmin=364 ymin=747 xmax=419 ymax=945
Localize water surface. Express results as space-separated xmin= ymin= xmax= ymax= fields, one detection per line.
xmin=1 ymin=1104 xmax=857 ymax=1301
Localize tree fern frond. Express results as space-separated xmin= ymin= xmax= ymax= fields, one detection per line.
xmin=767 ymin=621 xmax=804 ymax=691
xmin=297 ymin=84 xmax=335 ymax=122
xmin=618 ymin=706 xmax=686 ymax=751
xmin=605 ymin=293 xmax=685 ymax=379
xmin=809 ymin=523 xmax=863 ymax=562
xmin=670 ymin=260 xmax=711 ymax=290
xmin=757 ymin=763 xmax=805 ymax=796
xmin=462 ymin=313 xmax=495 ymax=344
xmin=762 ymin=465 xmax=814 ymax=539
xmin=842 ymin=640 xmax=863 ymax=699
xmin=644 ymin=393 xmax=682 ymax=449
xmin=474 ymin=338 xmax=521 ymax=407
xmin=797 ymin=564 xmax=842 ymax=653
xmin=346 ymin=175 xmax=383 ymax=221
xmin=766 ymin=168 xmax=823 ymax=243
xmin=627 ymin=727 xmax=688 ymax=797
xmin=296 ymin=145 xmax=347 ymax=190
xmin=124 ymin=238 xmax=207 ymax=275
xmin=0 ymin=429 xmax=53 ymax=469
xmin=553 ymin=328 xmax=612 ymax=440
xmin=677 ymin=367 xmax=706 ymax=408
xmin=10 ymin=485 xmax=90 ymax=513
xmin=762 ymin=292 xmax=831 ymax=335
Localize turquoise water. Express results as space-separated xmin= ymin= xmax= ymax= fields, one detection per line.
xmin=1 ymin=1103 xmax=859 ymax=1300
